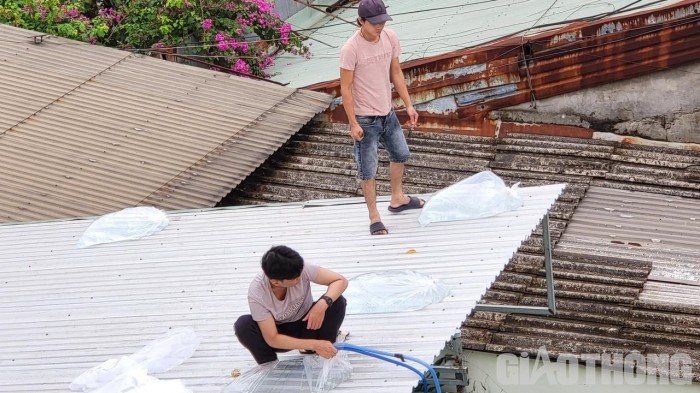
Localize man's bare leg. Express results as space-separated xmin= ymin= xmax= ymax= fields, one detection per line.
xmin=388 ymin=162 xmax=425 ymax=210
xmin=361 ymin=178 xmax=387 ymax=235
xmin=388 ymin=162 xmax=410 ymax=208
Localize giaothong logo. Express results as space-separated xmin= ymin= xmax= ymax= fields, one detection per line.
xmin=496 ymin=346 xmax=693 ymax=385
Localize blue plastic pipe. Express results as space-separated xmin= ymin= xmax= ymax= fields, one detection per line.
xmin=335 ymin=343 xmax=442 ymax=393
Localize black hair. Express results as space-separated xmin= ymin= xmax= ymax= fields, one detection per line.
xmin=356 ymin=17 xmax=365 ymax=27
xmin=261 ymin=245 xmax=304 ymax=280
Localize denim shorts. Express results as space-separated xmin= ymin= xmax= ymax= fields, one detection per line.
xmin=353 ymin=110 xmax=411 ymax=180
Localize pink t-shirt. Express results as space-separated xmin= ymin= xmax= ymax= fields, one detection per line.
xmin=339 ymin=28 xmax=401 ymax=116
xmin=248 ymin=263 xmax=320 ymax=324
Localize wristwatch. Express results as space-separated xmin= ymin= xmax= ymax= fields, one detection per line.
xmin=320 ymin=295 xmax=333 ymax=307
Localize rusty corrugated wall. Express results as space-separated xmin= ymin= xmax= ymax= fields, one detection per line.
xmin=312 ymin=0 xmax=700 ymax=135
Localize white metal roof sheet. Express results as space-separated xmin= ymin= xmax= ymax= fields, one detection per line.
xmin=272 ymin=0 xmax=682 ymax=87
xmin=0 ymin=183 xmax=564 ymax=392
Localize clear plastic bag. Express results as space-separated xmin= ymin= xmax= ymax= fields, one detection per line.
xmin=344 ymin=270 xmax=450 ymax=314
xmin=222 ymin=359 xmax=308 ymax=393
xmin=303 ymin=351 xmax=352 ymax=392
xmin=89 ymin=370 xmax=192 ymax=393
xmin=129 ymin=378 xmax=192 ymax=393
xmin=88 ymin=368 xmax=151 ymax=393
xmin=222 ymin=354 xmax=352 ymax=393
xmin=69 ymin=357 xmax=145 ymax=392
xmin=69 ymin=328 xmax=200 ymax=392
xmin=77 ymin=206 xmax=169 ymax=248
xmin=129 ymin=327 xmax=202 ymax=374
xmin=418 ymin=171 xmax=523 ymax=226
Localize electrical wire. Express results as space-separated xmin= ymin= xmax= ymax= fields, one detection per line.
xmin=7 ymin=0 xmax=694 ymax=84
xmin=290 ymin=0 xmax=675 ymax=33
xmin=392 ymin=12 xmax=700 ymax=93
xmin=12 ymin=0 xmax=678 ymax=54
xmin=127 ymin=3 xmax=695 ymax=60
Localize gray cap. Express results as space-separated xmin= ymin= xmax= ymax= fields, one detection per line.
xmin=358 ymin=0 xmax=392 ymax=24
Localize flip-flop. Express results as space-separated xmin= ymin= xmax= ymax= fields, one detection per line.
xmin=388 ymin=196 xmax=425 ymax=213
xmin=369 ymin=221 xmax=388 ymax=235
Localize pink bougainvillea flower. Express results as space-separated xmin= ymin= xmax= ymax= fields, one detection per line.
xmin=217 ymin=40 xmax=230 ymax=51
xmin=202 ymin=19 xmax=213 ymax=29
xmin=232 ymin=58 xmax=251 ymax=74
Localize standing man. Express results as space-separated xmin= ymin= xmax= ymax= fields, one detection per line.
xmin=234 ymin=245 xmax=348 ymax=364
xmin=340 ymin=0 xmax=423 ymax=236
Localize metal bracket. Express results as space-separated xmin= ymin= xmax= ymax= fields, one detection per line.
xmin=32 ymin=34 xmax=48 ymax=44
xmin=473 ymin=212 xmax=556 ymax=315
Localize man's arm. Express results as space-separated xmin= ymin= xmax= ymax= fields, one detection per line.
xmin=303 ymin=267 xmax=348 ymax=330
xmin=389 ymin=57 xmax=418 ymax=128
xmin=257 ymin=317 xmax=338 ymax=359
xmin=340 ymin=68 xmax=365 ymax=141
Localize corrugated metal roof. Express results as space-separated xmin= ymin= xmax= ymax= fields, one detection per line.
xmin=559 ymin=186 xmax=700 ymax=304
xmin=270 ymin=0 xmax=684 ymax=88
xmin=0 ymin=184 xmax=564 ymax=392
xmin=463 ymin=185 xmax=700 ymax=381
xmin=224 ymin=124 xmax=700 ymax=210
xmin=0 ymin=24 xmax=333 ymax=224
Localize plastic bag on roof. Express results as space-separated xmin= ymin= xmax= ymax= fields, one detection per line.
xmin=303 ymin=351 xmax=352 ymax=392
xmin=221 ymin=355 xmax=352 ymax=393
xmin=128 ymin=378 xmax=192 ymax=393
xmin=69 ymin=328 xmax=200 ymax=392
xmin=69 ymin=357 xmax=145 ymax=392
xmin=88 ymin=368 xmax=150 ymax=393
xmin=129 ymin=327 xmax=202 ymax=374
xmin=418 ymin=171 xmax=523 ymax=226
xmin=77 ymin=206 xmax=169 ymax=248
xmin=222 ymin=359 xmax=307 ymax=393
xmin=344 ymin=270 xmax=450 ymax=314
xmin=89 ymin=369 xmax=192 ymax=393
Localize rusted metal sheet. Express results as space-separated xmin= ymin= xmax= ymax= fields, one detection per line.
xmin=313 ymin=0 xmax=700 ymax=133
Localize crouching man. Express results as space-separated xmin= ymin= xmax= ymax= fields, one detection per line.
xmin=234 ymin=245 xmax=348 ymax=364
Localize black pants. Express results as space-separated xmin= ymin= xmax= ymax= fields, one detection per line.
xmin=234 ymin=296 xmax=347 ymax=364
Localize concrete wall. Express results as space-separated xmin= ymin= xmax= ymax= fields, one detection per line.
xmin=507 ymin=62 xmax=700 ymax=143
xmin=463 ymin=350 xmax=699 ymax=393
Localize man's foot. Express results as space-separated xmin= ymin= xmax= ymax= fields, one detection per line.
xmin=388 ymin=195 xmax=425 ymax=213
xmin=369 ymin=221 xmax=388 ymax=235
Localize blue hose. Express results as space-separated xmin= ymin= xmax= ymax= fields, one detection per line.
xmin=335 ymin=343 xmax=442 ymax=393
xmin=334 ymin=344 xmax=429 ymax=393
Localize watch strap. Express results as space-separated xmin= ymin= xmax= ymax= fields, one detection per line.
xmin=320 ymin=295 xmax=333 ymax=307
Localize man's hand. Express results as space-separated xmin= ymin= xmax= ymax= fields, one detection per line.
xmin=302 ymin=302 xmax=328 ymax=330
xmin=350 ymin=123 xmax=364 ymax=141
xmin=406 ymin=106 xmax=419 ymax=129
xmin=312 ymin=340 xmax=338 ymax=359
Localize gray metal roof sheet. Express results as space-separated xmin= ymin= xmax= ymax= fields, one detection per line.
xmin=0 ymin=184 xmax=564 ymax=392
xmin=559 ymin=186 xmax=700 ymax=307
xmin=0 ymin=24 xmax=333 ymax=224
xmin=270 ymin=0 xmax=681 ymax=87
xmin=463 ymin=185 xmax=700 ymax=381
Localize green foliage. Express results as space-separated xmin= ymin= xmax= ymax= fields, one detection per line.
xmin=0 ymin=0 xmax=309 ymax=77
